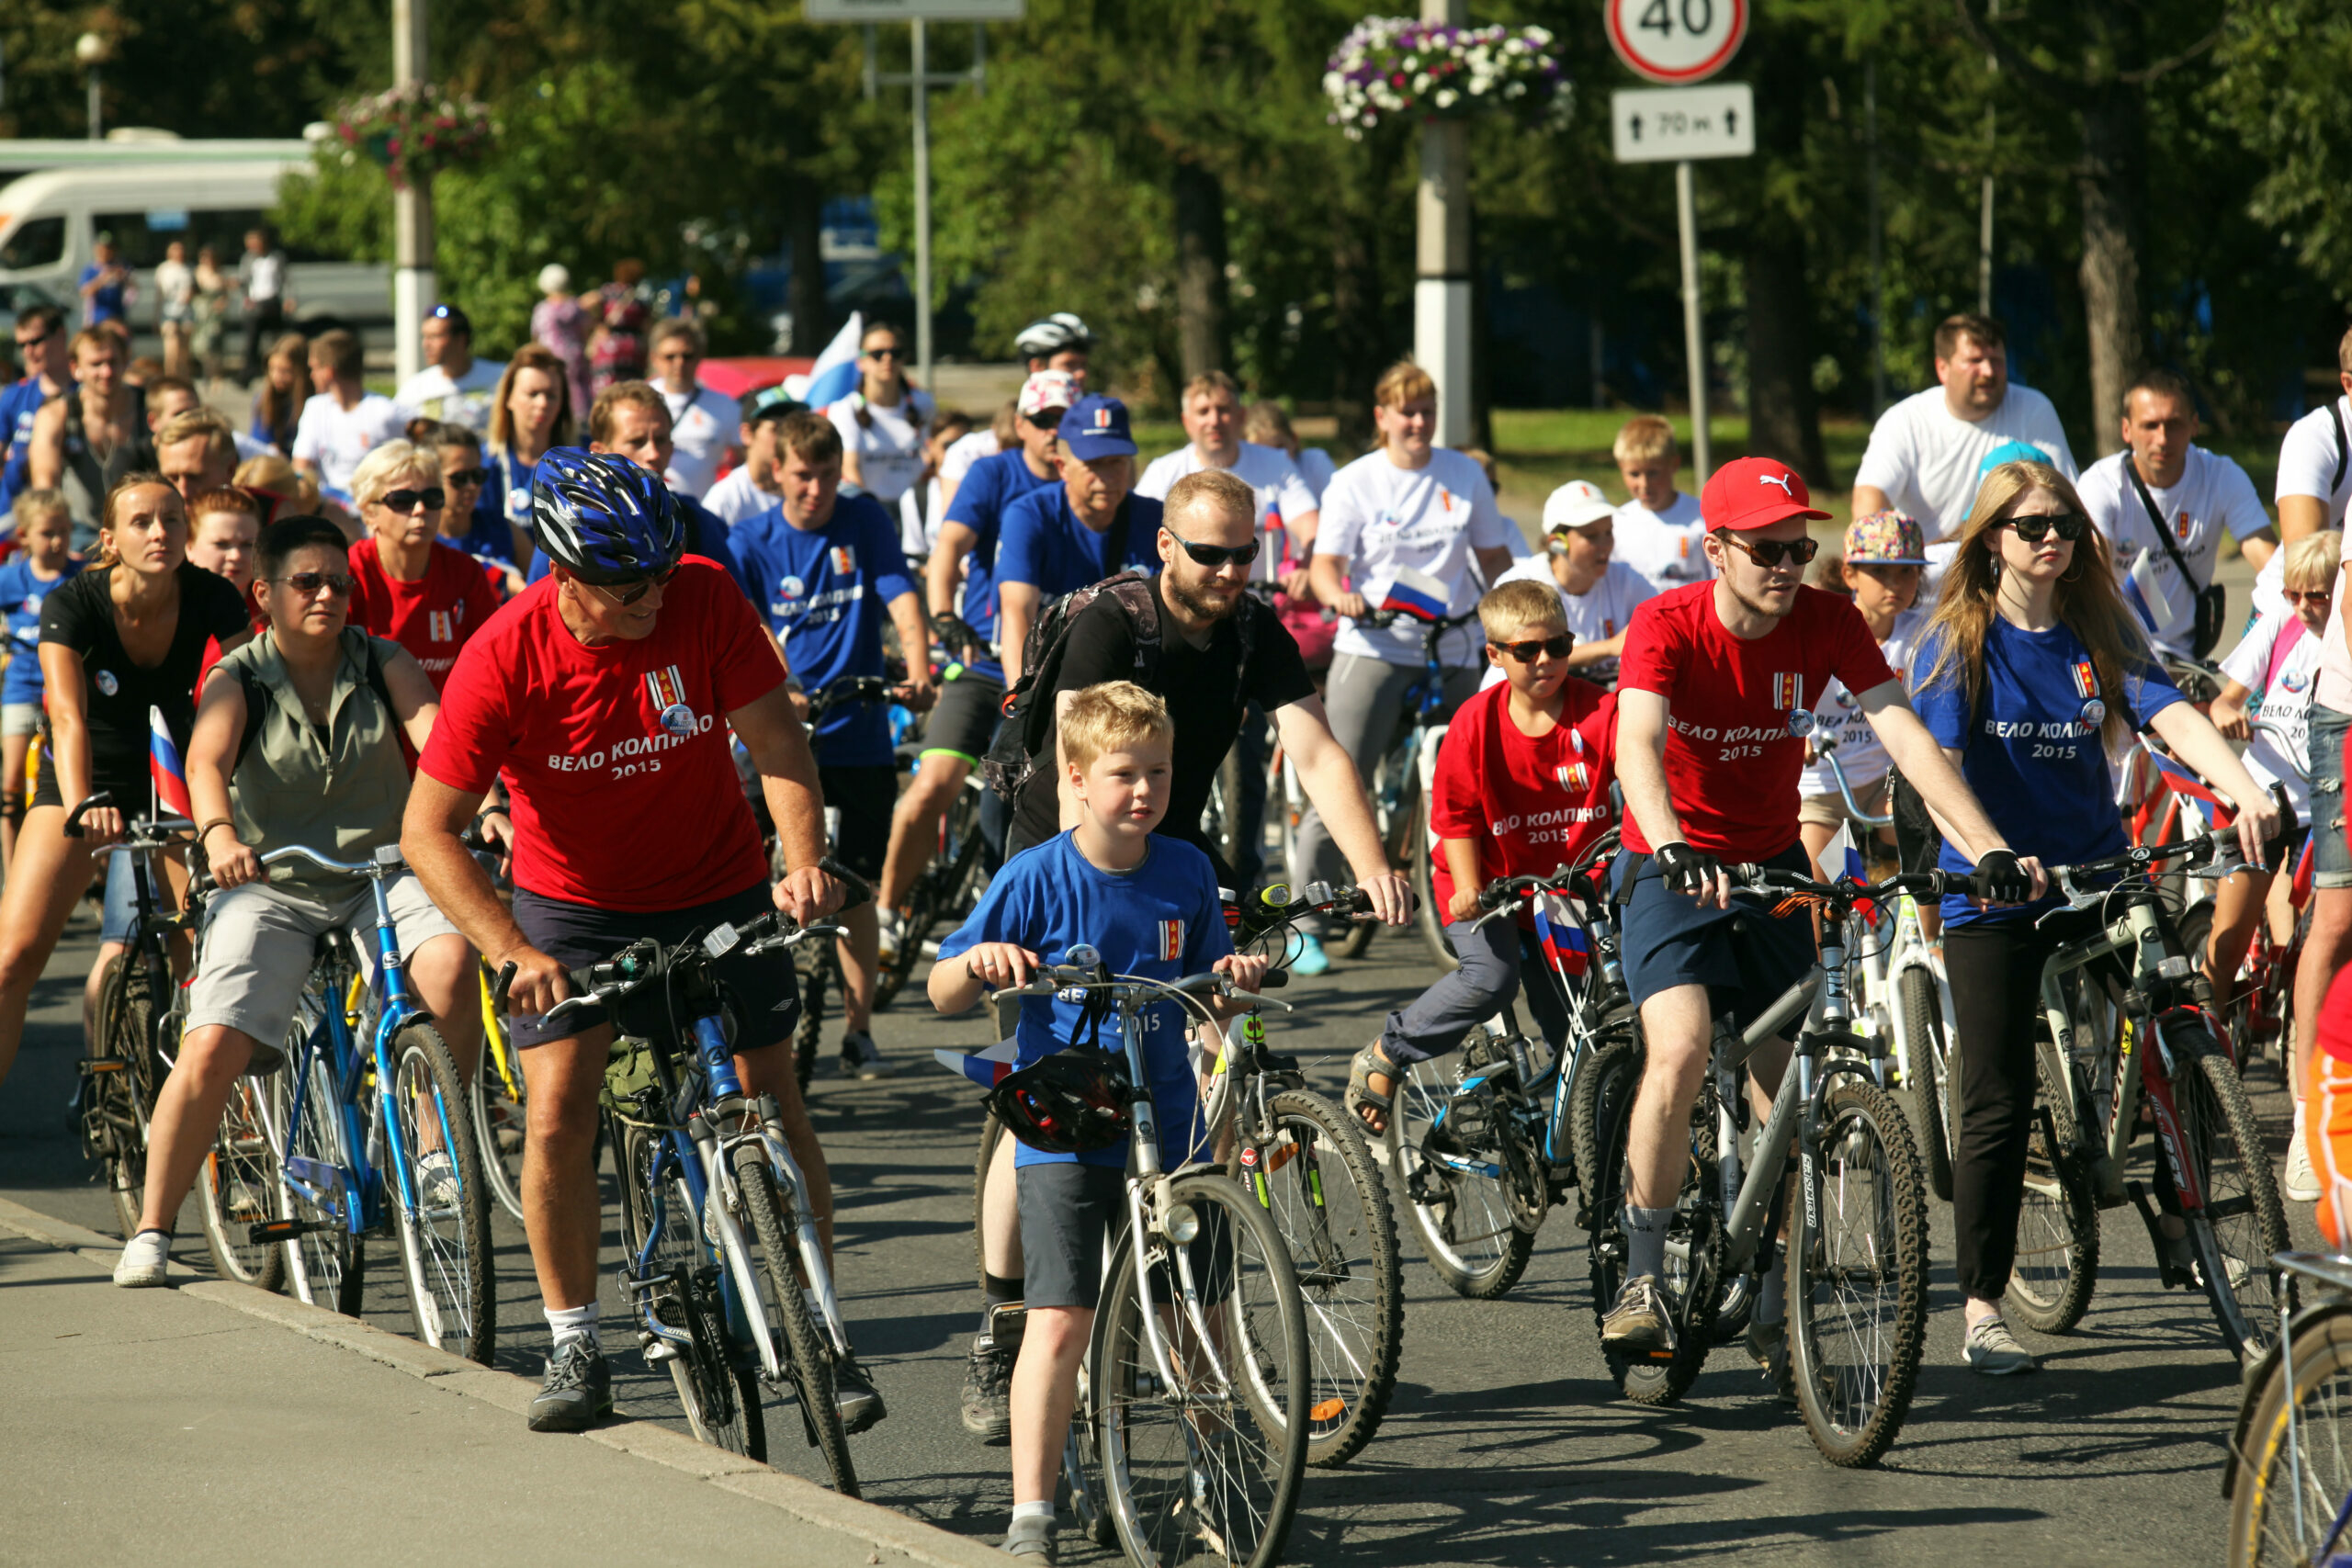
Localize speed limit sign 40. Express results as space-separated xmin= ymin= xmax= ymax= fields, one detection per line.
xmin=1606 ymin=0 xmax=1748 ymax=85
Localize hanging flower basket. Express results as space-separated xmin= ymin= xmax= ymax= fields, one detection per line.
xmin=334 ymin=82 xmax=493 ymax=189
xmin=1324 ymin=18 xmax=1570 ymax=141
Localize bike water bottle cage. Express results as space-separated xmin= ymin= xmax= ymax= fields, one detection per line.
xmin=987 ymin=1046 xmax=1134 ymax=1155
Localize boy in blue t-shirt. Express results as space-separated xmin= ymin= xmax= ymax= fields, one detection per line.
xmin=0 ymin=490 xmax=79 ymax=865
xmin=931 ymin=681 xmax=1266 ymax=1563
xmin=731 ymin=412 xmax=931 ymax=1082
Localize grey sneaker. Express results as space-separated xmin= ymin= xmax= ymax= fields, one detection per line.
xmin=528 ymin=1340 xmax=615 ymax=1431
xmin=1962 ymin=1314 xmax=2038 ymax=1375
xmin=1600 ymin=1275 xmax=1678 ymax=1354
xmin=1001 ymin=1514 xmax=1057 ymax=1562
xmin=840 ymin=1032 xmax=892 ymax=1079
xmin=112 ymin=1228 xmax=170 ymax=1288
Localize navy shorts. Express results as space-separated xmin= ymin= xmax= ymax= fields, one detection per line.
xmin=508 ymin=881 xmax=798 ymax=1050
xmin=1612 ymin=842 xmax=1818 ymax=1031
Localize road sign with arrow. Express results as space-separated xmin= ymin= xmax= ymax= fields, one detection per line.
xmin=1611 ymin=84 xmax=1755 ymax=163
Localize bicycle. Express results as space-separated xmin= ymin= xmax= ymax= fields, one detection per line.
xmin=987 ymin=954 xmax=1311 ymax=1568
xmin=468 ymin=959 xmax=527 ymax=1224
xmin=2223 ymin=1251 xmax=2352 ymax=1565
xmin=2179 ymin=835 xmax=2312 ymax=1082
xmin=875 ymin=614 xmax=998 ymax=1012
xmin=251 ymin=842 xmax=495 ymax=1362
xmin=2006 ymin=829 xmax=2293 ymax=1358
xmin=533 ymin=902 xmax=871 ymax=1491
xmin=781 ymin=674 xmax=899 ymax=1089
xmin=1582 ymin=862 xmax=1937 ymax=1468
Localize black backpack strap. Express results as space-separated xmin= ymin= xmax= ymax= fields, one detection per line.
xmin=232 ymin=662 xmax=268 ymax=772
xmin=360 ymin=633 xmax=396 ymax=717
xmin=2332 ymin=400 xmax=2348 ymax=496
xmin=2124 ymin=453 xmax=2199 ymax=586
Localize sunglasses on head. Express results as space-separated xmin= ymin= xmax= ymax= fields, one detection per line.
xmin=1165 ymin=533 xmax=1261 ymax=569
xmin=278 ymin=571 xmax=353 ymax=599
xmin=444 ymin=467 xmax=491 ymax=488
xmin=2006 ymin=511 xmax=2087 ymax=544
xmin=582 ymin=562 xmax=680 ymax=606
xmin=1491 ymin=635 xmax=1573 ymax=662
xmin=1720 ymin=533 xmax=1820 ymax=570
xmin=379 ymin=488 xmax=447 ymax=513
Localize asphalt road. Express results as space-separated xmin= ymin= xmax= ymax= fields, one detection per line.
xmin=0 ymin=891 xmax=2302 ymax=1567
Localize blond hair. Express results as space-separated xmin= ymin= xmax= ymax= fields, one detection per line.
xmin=153 ymin=408 xmax=236 ymax=465
xmin=1612 ymin=414 xmax=1677 ymax=466
xmin=1374 ymin=360 xmax=1436 ymax=411
xmin=1182 ymin=370 xmax=1240 ymax=405
xmin=349 ymin=439 xmax=443 ymax=511
xmin=2286 ymin=529 xmax=2344 ymax=593
xmin=1060 ymin=682 xmax=1173 ymax=773
xmin=1478 ymin=579 xmax=1566 ymax=642
xmin=8 ymin=487 xmax=70 ymax=536
xmin=1164 ymin=468 xmax=1254 ymax=532
xmin=1242 ymin=400 xmax=1296 ymax=453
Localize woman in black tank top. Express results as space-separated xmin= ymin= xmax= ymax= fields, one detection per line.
xmin=0 ymin=477 xmax=252 ymax=1091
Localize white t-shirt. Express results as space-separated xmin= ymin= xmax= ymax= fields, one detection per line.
xmin=828 ymin=389 xmax=933 ymax=507
xmin=1854 ymin=384 xmax=2078 ymax=553
xmin=1478 ymin=555 xmax=1656 ymax=689
xmin=703 ymin=465 xmax=779 ymax=526
xmin=392 ymin=357 xmax=505 ymax=435
xmin=939 ymin=427 xmax=1000 ymax=491
xmin=2078 ymin=446 xmax=2270 ymax=657
xmin=2277 ymin=397 xmax=2352 ymax=714
xmin=899 ymin=477 xmax=947 ymax=559
xmin=662 ymin=384 xmax=742 ymax=500
xmin=1136 ymin=442 xmax=1320 ymax=581
xmin=290 ymin=391 xmax=403 ymax=500
xmin=1316 ymin=447 xmax=1514 ymax=667
xmin=1296 ymin=446 xmax=1338 ymax=502
xmin=1611 ymin=491 xmax=1713 ymax=593
xmin=2221 ymin=609 xmax=2323 ymax=810
xmin=1798 ymin=605 xmax=1928 ymax=799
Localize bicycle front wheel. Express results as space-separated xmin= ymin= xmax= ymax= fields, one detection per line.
xmin=2229 ymin=1305 xmax=2352 ymax=1567
xmin=1094 ymin=1172 xmax=1309 ymax=1568
xmin=388 ymin=1023 xmax=494 ymax=1362
xmin=198 ymin=1073 xmax=286 ymax=1292
xmin=2173 ymin=1027 xmax=2293 ymax=1359
xmin=1786 ymin=1077 xmax=1929 ymax=1467
xmin=1387 ymin=1056 xmax=1534 ymax=1300
xmin=277 ymin=1045 xmax=363 ymax=1317
xmin=93 ymin=952 xmax=159 ymax=1240
xmin=1238 ymin=1088 xmax=1404 ymax=1467
xmin=615 ymin=1124 xmax=765 ymax=1460
xmin=795 ymin=947 xmax=831 ymax=1092
xmin=2004 ymin=1049 xmax=2099 ymax=1334
xmin=732 ymin=1144 xmax=859 ymax=1497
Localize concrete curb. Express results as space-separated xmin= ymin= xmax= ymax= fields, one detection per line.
xmin=0 ymin=1195 xmax=1002 ymax=1568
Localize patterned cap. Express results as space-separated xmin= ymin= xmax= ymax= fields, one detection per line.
xmin=1844 ymin=510 xmax=1928 ymax=565
xmin=1018 ymin=370 xmax=1080 ymax=418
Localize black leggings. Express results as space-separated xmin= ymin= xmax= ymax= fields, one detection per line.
xmin=1945 ymin=919 xmax=2059 ymax=1303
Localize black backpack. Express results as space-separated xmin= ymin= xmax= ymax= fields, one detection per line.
xmin=981 ymin=572 xmax=1166 ymax=807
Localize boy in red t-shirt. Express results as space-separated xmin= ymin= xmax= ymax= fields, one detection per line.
xmin=1350 ymin=580 xmax=1617 ymax=1135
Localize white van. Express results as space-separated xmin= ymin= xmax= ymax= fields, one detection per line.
xmin=0 ymin=159 xmax=390 ymax=333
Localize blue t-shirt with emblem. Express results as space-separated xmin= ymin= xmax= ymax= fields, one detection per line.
xmin=0 ymin=378 xmax=55 ymax=514
xmin=0 ymin=557 xmax=79 ymax=705
xmin=935 ymin=831 xmax=1233 ymax=1169
xmin=729 ymin=492 xmax=915 ymax=768
xmin=1912 ymin=617 xmax=2186 ymax=926
xmin=942 ymin=449 xmax=1058 ymax=660
xmin=995 ymin=490 xmax=1163 ymax=604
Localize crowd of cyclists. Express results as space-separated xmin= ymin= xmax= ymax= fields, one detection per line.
xmin=2 ymin=294 xmax=2348 ymax=1562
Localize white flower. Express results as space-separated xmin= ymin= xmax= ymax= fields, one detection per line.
xmin=1436 ymin=88 xmax=1458 ymax=107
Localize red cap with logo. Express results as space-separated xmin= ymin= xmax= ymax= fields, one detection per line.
xmin=1701 ymin=456 xmax=1832 ymax=532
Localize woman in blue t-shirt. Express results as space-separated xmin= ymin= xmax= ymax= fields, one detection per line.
xmin=1912 ymin=459 xmax=2278 ymax=1377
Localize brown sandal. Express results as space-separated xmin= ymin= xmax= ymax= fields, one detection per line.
xmin=1347 ymin=1042 xmax=1402 ymax=1134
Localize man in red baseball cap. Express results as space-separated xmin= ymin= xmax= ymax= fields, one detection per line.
xmin=1596 ymin=455 xmax=2041 ymax=1386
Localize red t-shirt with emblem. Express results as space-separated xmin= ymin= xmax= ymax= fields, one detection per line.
xmin=347 ymin=538 xmax=502 ymax=692
xmin=1617 ymin=581 xmax=1895 ymax=862
xmin=418 ymin=558 xmax=783 ymax=911
xmin=1429 ymin=677 xmax=1618 ymax=920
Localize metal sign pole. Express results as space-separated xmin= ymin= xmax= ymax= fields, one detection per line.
xmin=390 ymin=0 xmax=435 ymax=386
xmin=1676 ymin=158 xmax=1709 ymax=485
xmin=911 ymin=17 xmax=933 ymax=389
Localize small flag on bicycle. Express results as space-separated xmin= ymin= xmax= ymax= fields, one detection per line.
xmin=1532 ymin=897 xmax=1589 ymax=979
xmin=1375 ymin=567 xmax=1450 ymax=623
xmin=2147 ymin=750 xmax=2227 ymax=828
xmin=147 ymin=705 xmax=192 ymax=818
xmin=1825 ymin=820 xmax=1867 ymax=883
xmin=934 ymin=1037 xmax=1021 ymax=1089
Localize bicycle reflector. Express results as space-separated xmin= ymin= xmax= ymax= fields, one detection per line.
xmin=987 ymin=1046 xmax=1133 ymax=1155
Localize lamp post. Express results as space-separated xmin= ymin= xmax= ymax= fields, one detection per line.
xmin=74 ymin=32 xmax=110 ymax=141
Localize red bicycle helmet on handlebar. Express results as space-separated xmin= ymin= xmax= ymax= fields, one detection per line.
xmin=988 ymin=1046 xmax=1133 ymax=1156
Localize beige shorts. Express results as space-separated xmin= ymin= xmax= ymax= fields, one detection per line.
xmin=1800 ymin=774 xmax=1890 ymax=830
xmin=187 ymin=873 xmax=464 ymax=1071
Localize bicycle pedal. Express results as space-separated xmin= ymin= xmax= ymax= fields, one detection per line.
xmin=245 ymin=1217 xmax=333 ymax=1245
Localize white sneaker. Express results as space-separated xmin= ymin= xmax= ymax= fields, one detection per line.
xmin=1962 ymin=1314 xmax=2038 ymax=1375
xmin=113 ymin=1229 xmax=170 ymax=1288
xmin=876 ymin=910 xmax=904 ymax=965
xmin=2287 ymin=1120 xmax=2322 ymax=1202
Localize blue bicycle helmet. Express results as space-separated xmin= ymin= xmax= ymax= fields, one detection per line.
xmin=530 ymin=447 xmax=686 ymax=581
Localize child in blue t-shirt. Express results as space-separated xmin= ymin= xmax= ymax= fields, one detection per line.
xmin=0 ymin=491 xmax=79 ymax=864
xmin=931 ymin=680 xmax=1265 ymax=1562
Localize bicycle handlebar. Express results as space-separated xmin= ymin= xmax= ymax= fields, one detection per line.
xmin=803 ymin=676 xmax=898 ymax=725
xmin=1728 ymin=865 xmax=1954 ymax=903
xmin=1815 ymin=746 xmax=1894 ymax=829
xmin=258 ymin=842 xmax=407 ymax=880
xmin=62 ymin=792 xmax=111 ymax=839
xmin=1359 ymin=607 xmax=1481 ymax=635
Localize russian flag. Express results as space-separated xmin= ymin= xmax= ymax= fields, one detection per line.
xmin=1376 ymin=567 xmax=1451 ymax=623
xmin=934 ymin=1036 xmax=1021 ymax=1090
xmin=1532 ymin=897 xmax=1589 ymax=979
xmin=2147 ymin=750 xmax=2227 ymax=828
xmin=148 ymin=705 xmax=192 ymax=818
xmin=783 ymin=310 xmax=866 ymax=412
xmin=1824 ymin=820 xmax=1867 ymax=883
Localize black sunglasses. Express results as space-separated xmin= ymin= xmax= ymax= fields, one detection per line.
xmin=2007 ymin=511 xmax=2088 ymax=544
xmin=583 ymin=562 xmax=680 ymax=607
xmin=380 ymin=488 xmax=447 ymax=513
xmin=1166 ymin=533 xmax=1261 ymax=569
xmin=444 ymin=468 xmax=491 ymax=488
xmin=14 ymin=329 xmax=57 ymax=350
xmin=1720 ymin=533 xmax=1820 ymax=570
xmin=1490 ymin=635 xmax=1573 ymax=663
xmin=278 ymin=571 xmax=354 ymax=598
xmin=865 ymin=346 xmax=903 ymax=360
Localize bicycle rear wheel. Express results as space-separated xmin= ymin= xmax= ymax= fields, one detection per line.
xmin=277 ymin=1044 xmax=364 ymax=1317
xmin=198 ymin=1073 xmax=286 ymax=1292
xmin=92 ymin=952 xmax=159 ymax=1240
xmin=388 ymin=1022 xmax=495 ymax=1362
xmin=1386 ymin=1055 xmax=1535 ymax=1300
xmin=1238 ymin=1088 xmax=1403 ymax=1467
xmin=2228 ymin=1304 xmax=2352 ymax=1567
xmin=2004 ymin=1049 xmax=2099 ymax=1334
xmin=1094 ymin=1172 xmax=1309 ymax=1568
xmin=1406 ymin=791 xmax=1456 ymax=973
xmin=732 ymin=1144 xmax=859 ymax=1496
xmin=1786 ymin=1076 xmax=1929 ymax=1467
xmin=615 ymin=1124 xmax=765 ymax=1460
xmin=2172 ymin=1025 xmax=2293 ymax=1359
xmin=1896 ymin=966 xmax=1955 ymax=1203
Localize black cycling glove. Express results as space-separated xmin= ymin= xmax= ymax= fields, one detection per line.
xmin=1653 ymin=840 xmax=1721 ymax=898
xmin=1971 ymin=848 xmax=2032 ymax=905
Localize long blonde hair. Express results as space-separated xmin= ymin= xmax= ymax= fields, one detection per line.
xmin=1916 ymin=460 xmax=2153 ymax=746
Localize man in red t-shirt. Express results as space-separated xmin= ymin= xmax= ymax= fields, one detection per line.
xmin=1600 ymin=456 xmax=2038 ymax=1368
xmin=401 ymin=449 xmax=860 ymax=1437
xmin=345 ymin=441 xmax=502 ymax=688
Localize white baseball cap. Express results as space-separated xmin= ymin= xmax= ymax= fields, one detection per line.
xmin=1017 ymin=370 xmax=1080 ymax=418
xmin=1543 ymin=479 xmax=1616 ymax=534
